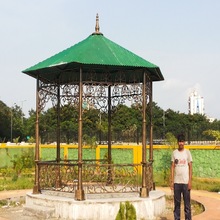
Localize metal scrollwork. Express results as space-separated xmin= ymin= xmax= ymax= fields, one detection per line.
xmin=61 ymin=84 xmax=79 ymax=106
xmin=37 ymin=69 xmax=149 ymax=111
xmin=38 ymin=81 xmax=57 ymax=111
xmin=38 ymin=161 xmax=142 ymax=194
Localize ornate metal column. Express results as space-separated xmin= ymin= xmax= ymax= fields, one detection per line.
xmin=140 ymin=72 xmax=148 ymax=197
xmin=56 ymin=84 xmax=61 ymax=162
xmin=107 ymin=85 xmax=112 ymax=184
xmin=149 ymin=81 xmax=153 ymax=162
xmin=75 ymin=67 xmax=85 ymax=200
xmin=33 ymin=76 xmax=40 ymax=194
xmin=55 ymin=84 xmax=61 ymax=188
xmin=149 ymin=81 xmax=155 ymax=190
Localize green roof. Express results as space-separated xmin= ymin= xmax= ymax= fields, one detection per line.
xmin=22 ymin=33 xmax=164 ymax=83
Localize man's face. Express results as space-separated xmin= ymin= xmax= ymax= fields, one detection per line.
xmin=178 ymin=140 xmax=185 ymax=150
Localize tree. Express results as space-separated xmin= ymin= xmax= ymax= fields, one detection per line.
xmin=23 ymin=109 xmax=36 ymax=142
xmin=11 ymin=104 xmax=24 ymax=141
xmin=162 ymin=109 xmax=184 ymax=138
xmin=0 ymin=102 xmax=25 ymax=142
xmin=150 ymin=102 xmax=164 ymax=139
xmin=60 ymin=104 xmax=78 ymax=143
xmin=188 ymin=113 xmax=210 ymax=141
xmin=83 ymin=108 xmax=100 ymax=138
xmin=96 ymin=110 xmax=108 ymax=144
xmin=0 ymin=101 xmax=11 ymax=142
xmin=1 ymin=98 xmax=220 ymax=144
xmin=203 ymin=130 xmax=220 ymax=142
xmin=112 ymin=104 xmax=140 ymax=142
xmin=131 ymin=104 xmax=142 ymax=144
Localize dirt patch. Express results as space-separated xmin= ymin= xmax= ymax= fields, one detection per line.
xmin=0 ymin=206 xmax=36 ymax=220
xmin=159 ymin=195 xmax=204 ymax=220
xmin=0 ymin=196 xmax=38 ymax=220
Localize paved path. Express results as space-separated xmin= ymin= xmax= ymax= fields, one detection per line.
xmin=0 ymin=189 xmax=32 ymax=201
xmin=0 ymin=188 xmax=219 ymax=219
xmin=0 ymin=189 xmax=32 ymax=220
xmin=157 ymin=187 xmax=220 ymax=220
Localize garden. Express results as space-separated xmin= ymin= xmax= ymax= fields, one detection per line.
xmin=0 ymin=146 xmax=219 ymax=192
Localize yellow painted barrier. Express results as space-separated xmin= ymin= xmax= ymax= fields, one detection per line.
xmin=0 ymin=143 xmax=219 ymax=162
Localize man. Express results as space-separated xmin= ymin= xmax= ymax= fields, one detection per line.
xmin=170 ymin=134 xmax=193 ymax=220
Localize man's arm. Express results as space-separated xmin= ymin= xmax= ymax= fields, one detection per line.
xmin=170 ymin=162 xmax=175 ymax=190
xmin=188 ymin=162 xmax=193 ymax=190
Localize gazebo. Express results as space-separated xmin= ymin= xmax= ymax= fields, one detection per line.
xmin=22 ymin=14 xmax=164 ymax=202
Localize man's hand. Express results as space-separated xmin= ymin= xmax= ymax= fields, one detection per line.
xmin=188 ymin=181 xmax=192 ymax=190
xmin=170 ymin=181 xmax=174 ymax=190
xmin=170 ymin=162 xmax=175 ymax=190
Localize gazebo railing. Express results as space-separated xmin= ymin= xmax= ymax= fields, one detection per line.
xmin=37 ymin=160 xmax=153 ymax=195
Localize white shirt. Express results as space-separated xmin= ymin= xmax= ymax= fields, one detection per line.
xmin=171 ymin=149 xmax=192 ymax=184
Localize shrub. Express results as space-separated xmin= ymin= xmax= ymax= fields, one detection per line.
xmin=10 ymin=148 xmax=35 ymax=176
xmin=115 ymin=201 xmax=136 ymax=220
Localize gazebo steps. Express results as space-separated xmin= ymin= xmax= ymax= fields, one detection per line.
xmin=24 ymin=204 xmax=55 ymax=219
xmin=24 ymin=190 xmax=166 ymax=220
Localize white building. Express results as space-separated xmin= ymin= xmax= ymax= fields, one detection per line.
xmin=188 ymin=91 xmax=204 ymax=115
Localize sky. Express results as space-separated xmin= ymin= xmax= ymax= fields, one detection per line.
xmin=1 ymin=0 xmax=220 ymax=119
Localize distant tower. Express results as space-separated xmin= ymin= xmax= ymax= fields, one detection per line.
xmin=188 ymin=90 xmax=204 ymax=115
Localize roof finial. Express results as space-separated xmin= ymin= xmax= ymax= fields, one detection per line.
xmin=92 ymin=13 xmax=103 ymax=35
xmin=95 ymin=13 xmax=100 ymax=33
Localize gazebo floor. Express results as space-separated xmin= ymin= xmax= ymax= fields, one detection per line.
xmin=24 ymin=190 xmax=165 ymax=220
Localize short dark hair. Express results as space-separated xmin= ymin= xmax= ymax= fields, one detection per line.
xmin=177 ymin=134 xmax=185 ymax=142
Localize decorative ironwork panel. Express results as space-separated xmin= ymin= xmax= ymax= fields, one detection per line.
xmin=38 ymin=161 xmax=78 ymax=192
xmin=38 ymin=81 xmax=58 ymax=111
xmin=83 ymin=163 xmax=141 ymax=194
xmin=61 ymin=84 xmax=79 ymax=106
xmin=143 ymin=73 xmax=152 ymax=106
xmin=83 ymin=83 xmax=108 ymax=111
xmin=37 ymin=70 xmax=151 ymax=111
xmin=37 ymin=160 xmax=151 ymax=194
xmin=111 ymin=83 xmax=143 ymax=107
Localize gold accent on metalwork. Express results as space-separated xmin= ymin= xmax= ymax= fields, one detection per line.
xmin=140 ymin=187 xmax=149 ymax=197
xmin=75 ymin=189 xmax=85 ymax=200
xmin=92 ymin=13 xmax=103 ymax=35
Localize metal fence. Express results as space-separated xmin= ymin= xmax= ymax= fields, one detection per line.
xmin=37 ymin=159 xmax=153 ymax=195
